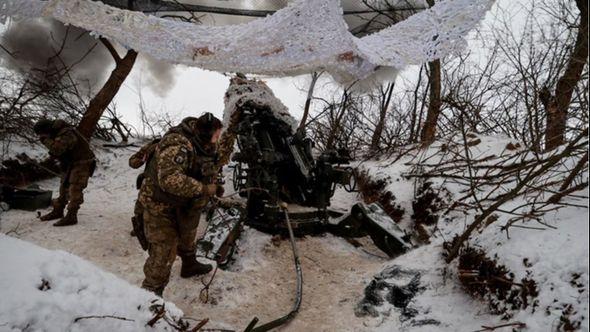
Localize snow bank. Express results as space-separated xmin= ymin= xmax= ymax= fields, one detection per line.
xmin=365 ymin=200 xmax=589 ymax=331
xmin=0 ymin=234 xmax=184 ymax=332
xmin=0 ymin=139 xmax=47 ymax=162
xmin=362 ymin=244 xmax=497 ymax=331
xmin=476 ymin=193 xmax=589 ymax=331
xmin=356 ymin=133 xmax=589 ymax=330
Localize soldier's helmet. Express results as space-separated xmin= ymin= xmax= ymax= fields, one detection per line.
xmin=180 ymin=113 xmax=222 ymax=143
xmin=33 ymin=119 xmax=55 ymax=136
xmin=33 ymin=119 xmax=69 ymax=136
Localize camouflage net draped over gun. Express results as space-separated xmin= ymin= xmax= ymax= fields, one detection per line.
xmin=1 ymin=0 xmax=494 ymax=87
xmin=217 ymin=76 xmax=299 ymax=169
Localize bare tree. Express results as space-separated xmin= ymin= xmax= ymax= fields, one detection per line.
xmin=541 ymin=0 xmax=588 ymax=151
xmin=76 ymin=38 xmax=137 ymax=139
xmin=369 ymin=82 xmax=394 ymax=154
xmin=298 ymin=71 xmax=322 ymax=131
xmin=419 ymin=0 xmax=442 ymax=146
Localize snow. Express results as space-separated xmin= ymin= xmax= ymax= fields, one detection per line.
xmin=365 ymin=244 xmax=496 ymax=331
xmin=0 ymin=134 xmax=587 ymax=331
xmin=222 ymin=77 xmax=299 ymax=133
xmin=358 ymin=133 xmax=589 ymax=331
xmin=0 ymin=234 xmax=184 ymax=332
xmin=0 ymin=138 xmax=48 ymax=162
xmin=0 ymin=0 xmax=494 ymax=87
xmin=476 ymin=198 xmax=590 ymax=331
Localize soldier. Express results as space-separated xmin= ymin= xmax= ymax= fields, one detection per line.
xmin=139 ymin=113 xmax=224 ymax=297
xmin=33 ymin=119 xmax=96 ymax=226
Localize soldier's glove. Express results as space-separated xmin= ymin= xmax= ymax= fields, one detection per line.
xmin=216 ymin=184 xmax=225 ymax=198
xmin=204 ymin=184 xmax=218 ymax=197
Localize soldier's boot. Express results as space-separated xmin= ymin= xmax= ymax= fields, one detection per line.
xmin=40 ymin=202 xmax=65 ymax=221
xmin=142 ymin=285 xmax=164 ymax=298
xmin=53 ymin=209 xmax=78 ymax=227
xmin=180 ymin=254 xmax=212 ymax=278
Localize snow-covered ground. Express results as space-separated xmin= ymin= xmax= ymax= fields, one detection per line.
xmin=357 ymin=134 xmax=589 ymax=331
xmin=0 ymin=136 xmax=587 ymax=331
xmin=0 ymin=234 xmax=185 ymax=332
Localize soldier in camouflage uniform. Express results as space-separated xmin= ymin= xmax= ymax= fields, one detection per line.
xmin=34 ymin=119 xmax=96 ymax=227
xmin=139 ymin=113 xmax=225 ymax=296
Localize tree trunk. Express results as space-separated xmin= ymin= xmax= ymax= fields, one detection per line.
xmin=419 ymin=0 xmax=442 ymax=146
xmin=408 ymin=65 xmax=425 ymax=143
xmin=325 ymin=90 xmax=349 ymax=150
xmin=542 ymin=0 xmax=588 ymax=151
xmin=77 ymin=41 xmax=137 ymax=139
xmin=370 ymin=83 xmax=394 ymax=154
xmin=298 ymin=71 xmax=321 ymax=131
xmin=420 ymin=58 xmax=441 ymax=145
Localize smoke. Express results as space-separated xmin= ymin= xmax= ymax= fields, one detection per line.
xmin=0 ymin=18 xmax=178 ymax=96
xmin=141 ymin=55 xmax=177 ymax=97
xmin=0 ymin=18 xmax=112 ymax=92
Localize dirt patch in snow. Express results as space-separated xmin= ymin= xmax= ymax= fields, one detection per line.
xmin=355 ymin=168 xmax=405 ymax=223
xmin=355 ymin=265 xmax=429 ymax=324
xmin=455 ymin=245 xmax=539 ymax=319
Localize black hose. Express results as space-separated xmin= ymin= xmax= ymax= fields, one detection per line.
xmin=247 ymin=207 xmax=303 ymax=332
xmin=244 ymin=317 xmax=259 ymax=332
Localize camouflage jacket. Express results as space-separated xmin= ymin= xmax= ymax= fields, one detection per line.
xmin=40 ymin=122 xmax=94 ymax=165
xmin=140 ymin=130 xmax=218 ymax=208
xmin=129 ymin=139 xmax=160 ymax=169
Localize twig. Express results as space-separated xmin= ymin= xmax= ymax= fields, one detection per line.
xmin=199 ymin=265 xmax=219 ymax=304
xmin=147 ymin=305 xmax=166 ymax=327
xmin=559 ymin=151 xmax=588 ymax=191
xmin=445 ymin=131 xmax=588 ymax=262
xmin=74 ymin=315 xmax=135 ymax=323
xmin=102 ymin=143 xmax=139 ymax=148
xmin=4 ymin=223 xmax=23 ymax=236
xmin=190 ymin=318 xmax=209 ymax=332
xmin=473 ymin=321 xmax=526 ymax=331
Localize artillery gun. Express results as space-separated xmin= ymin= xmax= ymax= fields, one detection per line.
xmin=231 ymin=101 xmax=355 ymax=234
xmin=195 ymin=77 xmax=412 ymax=332
xmin=197 ymin=77 xmax=412 ymax=267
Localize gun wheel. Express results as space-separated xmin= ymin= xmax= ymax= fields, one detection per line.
xmin=232 ymin=163 xmax=244 ymax=192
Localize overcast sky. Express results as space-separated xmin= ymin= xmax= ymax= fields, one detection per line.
xmin=115 ymin=62 xmax=310 ymax=133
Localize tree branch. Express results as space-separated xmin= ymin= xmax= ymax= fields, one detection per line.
xmin=99 ymin=38 xmax=122 ymax=63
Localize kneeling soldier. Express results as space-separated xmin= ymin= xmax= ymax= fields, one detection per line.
xmin=139 ymin=113 xmax=224 ymax=297
xmin=34 ymin=119 xmax=96 ymax=226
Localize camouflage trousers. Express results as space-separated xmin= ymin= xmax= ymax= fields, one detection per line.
xmin=141 ymin=201 xmax=205 ymax=292
xmin=54 ymin=159 xmax=95 ymax=213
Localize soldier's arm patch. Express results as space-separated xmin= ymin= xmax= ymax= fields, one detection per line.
xmin=157 ymin=138 xmax=203 ymax=198
xmin=174 ymin=146 xmax=190 ymax=165
xmin=174 ymin=153 xmax=186 ymax=165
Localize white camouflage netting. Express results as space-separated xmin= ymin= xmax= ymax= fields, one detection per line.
xmin=0 ymin=0 xmax=493 ymax=86
xmin=223 ymin=76 xmax=298 ymax=133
